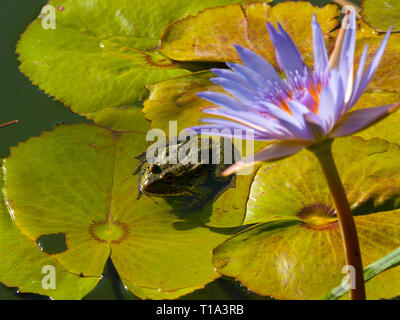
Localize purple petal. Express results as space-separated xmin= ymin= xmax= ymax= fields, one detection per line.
xmin=329 ymin=9 xmax=356 ymax=71
xmin=330 ymin=103 xmax=400 ymax=137
xmin=233 ymin=44 xmax=284 ymax=84
xmin=303 ymin=113 xmax=326 ymax=140
xmin=312 ymin=14 xmax=329 ymax=84
xmin=347 ymin=28 xmax=392 ymax=108
xmin=254 ymin=102 xmax=310 ymax=140
xmin=189 ymin=127 xmax=266 ymax=140
xmin=197 ymin=91 xmax=246 ymax=111
xmin=225 ymin=62 xmax=266 ymax=88
xmin=288 ymin=99 xmax=329 ymax=140
xmin=317 ymin=84 xmax=336 ymax=132
xmin=200 ymin=118 xmax=271 ymax=137
xmin=190 ymin=118 xmax=274 ymax=140
xmin=327 ymin=11 xmax=356 ymax=109
xmin=328 ymin=68 xmax=346 ymax=125
xmin=339 ymin=10 xmax=356 ymax=68
xmin=210 ymin=78 xmax=256 ymax=105
xmin=286 ymin=100 xmax=313 ymax=139
xmin=199 ymin=117 xmax=258 ymax=130
xmin=211 ymin=68 xmax=253 ymax=89
xmin=202 ymin=108 xmax=289 ymax=137
xmin=222 ymin=142 xmax=306 ymax=175
xmin=346 ymin=44 xmax=369 ymax=109
xmin=266 ymin=22 xmax=306 ymax=77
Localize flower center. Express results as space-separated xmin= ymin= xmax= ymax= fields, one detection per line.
xmin=278 ymin=70 xmax=322 ymax=115
xmin=89 ymin=220 xmax=129 ymax=243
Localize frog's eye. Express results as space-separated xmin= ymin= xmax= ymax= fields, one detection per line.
xmin=150 ymin=164 xmax=162 ymax=174
xmin=163 ymin=172 xmax=174 ymax=183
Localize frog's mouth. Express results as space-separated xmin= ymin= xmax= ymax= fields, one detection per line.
xmin=142 ymin=188 xmax=192 ymax=197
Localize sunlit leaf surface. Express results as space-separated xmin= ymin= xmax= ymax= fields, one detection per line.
xmin=160 ymin=2 xmax=339 ymax=65
xmin=361 ymin=0 xmax=400 ymax=32
xmin=16 ymin=0 xmax=245 ymax=130
xmin=0 ymin=162 xmax=99 ymax=299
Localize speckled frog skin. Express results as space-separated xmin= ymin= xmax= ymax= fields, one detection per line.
xmin=135 ymin=137 xmax=237 ymax=211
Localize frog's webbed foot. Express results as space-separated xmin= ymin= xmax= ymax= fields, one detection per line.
xmin=137 ymin=191 xmax=159 ymax=205
xmin=212 ymin=174 xmax=236 ymax=202
xmin=228 ymin=175 xmax=236 ymax=188
xmin=132 ymin=152 xmax=147 ymax=175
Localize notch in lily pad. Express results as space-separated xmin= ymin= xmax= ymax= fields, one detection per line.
xmin=36 ymin=233 xmax=67 ymax=255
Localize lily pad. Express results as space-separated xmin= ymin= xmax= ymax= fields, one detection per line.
xmin=353 ymin=33 xmax=400 ymax=94
xmin=352 ymin=91 xmax=400 ymax=145
xmin=213 ymin=137 xmax=400 ymax=299
xmin=2 ymin=123 xmax=232 ymax=299
xmin=144 ymin=71 xmax=219 ymax=133
xmin=361 ymin=0 xmax=400 ymax=32
xmin=0 ymin=162 xmax=100 ymax=299
xmin=16 ymin=0 xmax=246 ymax=131
xmin=160 ymin=1 xmax=339 ymax=66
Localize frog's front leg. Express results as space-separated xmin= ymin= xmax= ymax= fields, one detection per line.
xmin=211 ymin=175 xmax=236 ymax=204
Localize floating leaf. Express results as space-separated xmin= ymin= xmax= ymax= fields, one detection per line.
xmin=361 ymin=0 xmax=400 ymax=32
xmin=144 ymin=71 xmax=219 ymax=133
xmin=213 ymin=137 xmax=400 ymax=300
xmin=2 ymin=124 xmax=232 ymax=299
xmin=160 ymin=2 xmax=339 ymax=66
xmin=16 ymin=0 xmax=246 ymax=130
xmin=0 ymin=162 xmax=99 ymax=299
xmin=353 ymin=33 xmax=400 ymax=94
xmin=352 ymin=91 xmax=400 ymax=145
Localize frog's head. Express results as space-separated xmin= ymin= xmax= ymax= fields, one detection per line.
xmin=138 ymin=162 xmax=208 ymax=197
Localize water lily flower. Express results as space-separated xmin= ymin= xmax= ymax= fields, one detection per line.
xmin=190 ymin=10 xmax=399 ymax=176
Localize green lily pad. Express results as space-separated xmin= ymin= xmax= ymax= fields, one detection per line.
xmin=352 ymin=33 xmax=400 ymax=94
xmin=213 ymin=137 xmax=400 ymax=299
xmin=16 ymin=0 xmax=246 ymax=131
xmin=351 ymin=91 xmax=400 ymax=145
xmin=144 ymin=71 xmax=219 ymax=133
xmin=2 ymin=123 xmax=232 ymax=299
xmin=361 ymin=0 xmax=400 ymax=32
xmin=0 ymin=162 xmax=100 ymax=299
xmin=160 ymin=2 xmax=339 ymax=66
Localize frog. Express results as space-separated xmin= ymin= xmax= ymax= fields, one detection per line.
xmin=134 ymin=137 xmax=238 ymax=212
